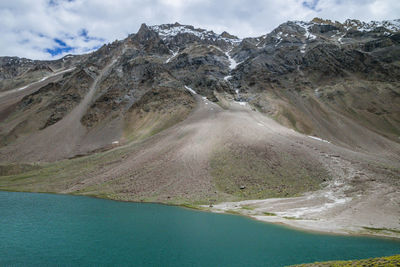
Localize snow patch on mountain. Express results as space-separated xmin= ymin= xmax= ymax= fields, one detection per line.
xmin=343 ymin=19 xmax=400 ymax=32
xmin=275 ymin=31 xmax=283 ymax=46
xmin=152 ymin=24 xmax=212 ymax=40
xmin=224 ymin=75 xmax=232 ymax=81
xmin=300 ymin=44 xmax=306 ymax=53
xmin=225 ymin=50 xmax=239 ymax=70
xmin=308 ymin=135 xmax=330 ymax=143
xmin=184 ymin=85 xmax=197 ymax=95
xmin=165 ymin=49 xmax=179 ymax=63
xmin=294 ymin=21 xmax=317 ymax=40
xmin=151 ymin=24 xmax=241 ymax=44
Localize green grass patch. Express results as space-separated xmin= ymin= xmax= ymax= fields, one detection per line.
xmin=262 ymin=212 xmax=276 ymax=216
xmin=0 ymin=163 xmax=42 ymax=176
xmin=290 ymin=254 xmax=400 ymax=267
xmin=362 ymin=227 xmax=400 ymax=234
xmin=179 ymin=203 xmax=207 ymax=211
xmin=283 ymin=216 xmax=301 ymax=220
xmin=210 ymin=144 xmax=330 ymax=200
xmin=0 ymin=140 xmax=137 ymax=194
xmin=241 ymin=205 xmax=255 ymax=210
xmin=225 ymin=210 xmax=241 ymax=215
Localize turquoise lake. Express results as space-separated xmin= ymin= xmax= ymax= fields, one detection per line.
xmin=1 ymin=191 xmax=399 ymax=266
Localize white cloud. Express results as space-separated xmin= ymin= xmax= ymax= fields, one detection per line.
xmin=0 ymin=0 xmax=399 ymax=60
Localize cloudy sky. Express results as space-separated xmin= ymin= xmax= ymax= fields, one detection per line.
xmin=1 ymin=0 xmax=399 ymax=60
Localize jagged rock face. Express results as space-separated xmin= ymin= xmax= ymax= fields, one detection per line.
xmin=0 ymin=55 xmax=84 ymax=92
xmin=129 ymin=24 xmax=170 ymax=54
xmin=231 ymin=19 xmax=400 ymax=143
xmin=0 ymin=57 xmax=47 ymax=81
xmin=0 ymin=18 xmax=400 ymax=161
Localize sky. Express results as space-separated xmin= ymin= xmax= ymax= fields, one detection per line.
xmin=1 ymin=0 xmax=399 ymax=60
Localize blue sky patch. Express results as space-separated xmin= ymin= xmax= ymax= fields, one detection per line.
xmin=302 ymin=0 xmax=320 ymax=11
xmin=48 ymin=0 xmax=74 ymax=7
xmin=45 ymin=38 xmax=74 ymax=56
xmin=79 ymin=28 xmax=105 ymax=42
xmin=44 ymin=30 xmax=104 ymax=57
xmin=83 ymin=45 xmax=102 ymax=53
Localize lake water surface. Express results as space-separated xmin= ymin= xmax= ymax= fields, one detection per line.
xmin=1 ymin=191 xmax=399 ymax=266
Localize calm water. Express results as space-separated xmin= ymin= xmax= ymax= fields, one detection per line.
xmin=1 ymin=191 xmax=399 ymax=266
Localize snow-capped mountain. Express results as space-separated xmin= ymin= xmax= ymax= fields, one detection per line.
xmin=151 ymin=23 xmax=241 ymax=44
xmin=1 ymin=17 xmax=399 ymax=163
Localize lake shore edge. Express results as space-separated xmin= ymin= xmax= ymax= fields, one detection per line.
xmin=1 ymin=189 xmax=399 ymax=241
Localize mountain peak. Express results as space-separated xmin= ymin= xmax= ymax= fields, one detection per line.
xmin=342 ymin=18 xmax=400 ymax=32
xmin=151 ymin=23 xmax=212 ymax=39
xmin=308 ymin=17 xmax=400 ymax=33
xmin=136 ymin=23 xmax=151 ymax=35
xmin=133 ymin=23 xmax=160 ymax=42
xmin=220 ymin=31 xmax=239 ymax=40
xmin=149 ymin=23 xmax=240 ymax=45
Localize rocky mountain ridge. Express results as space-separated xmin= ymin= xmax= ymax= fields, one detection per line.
xmin=1 ymin=17 xmax=399 ymax=162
